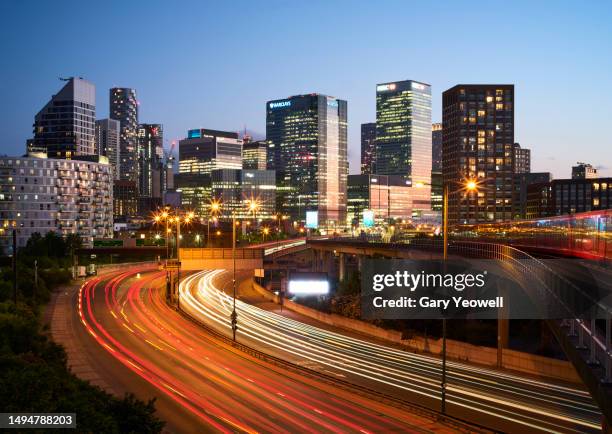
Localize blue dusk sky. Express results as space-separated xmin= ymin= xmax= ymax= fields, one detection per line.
xmin=0 ymin=0 xmax=610 ymax=178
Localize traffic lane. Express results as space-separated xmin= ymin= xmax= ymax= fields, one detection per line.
xmin=65 ymin=270 xmax=208 ymax=434
xmin=183 ymin=270 xmax=600 ymax=434
xmin=129 ymin=274 xmax=444 ymax=434
xmin=85 ymin=268 xmax=445 ymax=433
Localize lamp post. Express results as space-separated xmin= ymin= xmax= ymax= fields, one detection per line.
xmin=231 ymin=213 xmax=238 ymax=341
xmin=209 ymin=199 xmax=220 ymax=247
xmin=415 ymin=178 xmax=477 ymax=414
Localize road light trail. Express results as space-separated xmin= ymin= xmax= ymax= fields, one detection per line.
xmin=180 ymin=269 xmax=602 ymax=434
xmin=77 ymin=267 xmax=450 ymax=433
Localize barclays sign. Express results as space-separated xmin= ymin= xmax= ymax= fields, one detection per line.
xmin=269 ymin=100 xmax=291 ymax=109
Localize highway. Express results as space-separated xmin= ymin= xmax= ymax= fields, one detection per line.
xmin=180 ymin=270 xmax=603 ymax=434
xmin=72 ymin=265 xmax=465 ymax=433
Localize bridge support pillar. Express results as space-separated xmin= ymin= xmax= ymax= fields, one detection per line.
xmin=588 ymin=319 xmax=600 ymax=365
xmin=339 ymin=253 xmax=346 ymax=282
xmin=357 ymin=255 xmax=364 ymax=273
xmin=606 ymin=315 xmax=611 ymax=382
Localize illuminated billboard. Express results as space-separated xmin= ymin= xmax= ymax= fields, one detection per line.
xmin=288 ymin=272 xmax=329 ymax=296
xmin=363 ymin=209 xmax=374 ymax=227
xmin=305 ymin=211 xmax=318 ymax=229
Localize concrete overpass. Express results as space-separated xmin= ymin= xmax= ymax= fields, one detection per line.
xmin=178 ymin=248 xmax=263 ymax=270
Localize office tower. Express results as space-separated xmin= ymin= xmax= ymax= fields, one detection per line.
xmin=527 ymin=177 xmax=610 ymax=217
xmin=360 ymin=122 xmax=376 ymax=174
xmin=110 ymin=87 xmax=139 ymax=183
xmin=113 ymin=180 xmax=138 ymax=220
xmin=95 ymin=119 xmax=120 ymax=179
xmin=266 ymin=94 xmax=348 ymax=231
xmin=514 ymin=172 xmax=553 ymax=219
xmin=513 ymin=143 xmax=531 ymax=174
xmin=137 ymin=123 xmax=164 ymax=212
xmin=375 ymin=80 xmax=432 ymax=212
xmin=572 ymin=162 xmax=598 ymax=179
xmin=211 ymin=169 xmax=276 ymax=219
xmin=175 ymin=129 xmax=243 ymax=216
xmin=442 ymin=84 xmax=515 ymax=224
xmin=432 ymin=123 xmax=443 ymax=172
xmin=347 ymin=174 xmax=412 ymax=227
xmin=242 ymin=141 xmax=268 ymax=170
xmin=29 ymin=77 xmax=96 ymax=158
xmin=0 ymin=154 xmax=113 ymax=251
xmin=430 ymin=171 xmax=443 ymax=212
xmin=178 ymin=129 xmax=242 ymax=175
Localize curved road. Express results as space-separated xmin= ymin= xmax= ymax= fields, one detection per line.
xmin=180 ymin=270 xmax=602 ymax=434
xmin=71 ymin=265 xmax=463 ymax=433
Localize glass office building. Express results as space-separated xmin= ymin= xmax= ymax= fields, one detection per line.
xmin=347 ymin=174 xmax=412 ymax=227
xmin=30 ymin=77 xmax=96 ymax=159
xmin=360 ymin=122 xmax=376 ymax=174
xmin=266 ymin=94 xmax=347 ymax=231
xmin=178 ymin=129 xmax=242 ymax=175
xmin=375 ymin=80 xmax=432 ymax=211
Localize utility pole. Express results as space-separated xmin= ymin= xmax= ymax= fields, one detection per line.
xmin=231 ymin=214 xmax=238 ymax=341
xmin=441 ymin=183 xmax=449 ymax=414
xmin=12 ymin=229 xmax=17 ymax=306
xmin=34 ymin=259 xmax=38 ymax=300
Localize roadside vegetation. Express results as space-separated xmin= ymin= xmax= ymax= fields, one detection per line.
xmin=0 ymin=231 xmax=165 ymax=433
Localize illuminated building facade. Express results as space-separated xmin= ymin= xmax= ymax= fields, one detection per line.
xmin=360 ymin=122 xmax=376 ymax=174
xmin=113 ymin=180 xmax=138 ymax=220
xmin=266 ymin=94 xmax=348 ymax=231
xmin=178 ymin=129 xmax=242 ymax=175
xmin=95 ymin=119 xmax=120 ymax=179
xmin=137 ymin=123 xmax=164 ymax=212
xmin=110 ymin=87 xmax=139 ymax=183
xmin=30 ymin=77 xmax=96 ymax=159
xmin=432 ymin=123 xmax=442 ymax=172
xmin=0 ymin=154 xmax=113 ymax=251
xmin=443 ymin=84 xmax=515 ymax=224
xmin=347 ymin=174 xmax=412 ymax=227
xmin=211 ymin=169 xmax=276 ymax=219
xmin=242 ymin=141 xmax=268 ymax=170
xmin=375 ymin=80 xmax=432 ymax=212
xmin=513 ymin=143 xmax=531 ymax=174
xmin=526 ymin=177 xmax=611 ymax=217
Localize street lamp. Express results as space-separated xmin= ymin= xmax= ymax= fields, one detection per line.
xmin=208 ymin=199 xmax=221 ymax=247
xmin=415 ymin=178 xmax=478 ymax=414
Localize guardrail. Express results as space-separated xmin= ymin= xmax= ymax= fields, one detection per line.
xmin=180 ymin=248 xmax=263 ymax=259
xmin=310 ymin=237 xmax=612 ymax=383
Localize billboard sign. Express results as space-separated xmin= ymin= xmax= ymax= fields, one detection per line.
xmin=363 ymin=209 xmax=375 ymax=227
xmin=305 ymin=211 xmax=318 ymax=229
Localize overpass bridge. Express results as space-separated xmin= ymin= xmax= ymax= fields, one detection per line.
xmin=307 ymin=237 xmax=612 ymax=429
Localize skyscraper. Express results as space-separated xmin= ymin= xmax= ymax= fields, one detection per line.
xmin=95 ymin=118 xmax=120 ymax=179
xmin=30 ymin=77 xmax=96 ymax=158
xmin=178 ymin=129 xmax=242 ymax=175
xmin=242 ymin=141 xmax=268 ymax=170
xmin=513 ymin=143 xmax=531 ymax=174
xmin=442 ymin=84 xmax=515 ymax=224
xmin=138 ymin=124 xmax=164 ymax=212
xmin=360 ymin=122 xmax=376 ymax=174
xmin=110 ymin=87 xmax=138 ymax=183
xmin=432 ymin=123 xmax=443 ymax=172
xmin=266 ymin=94 xmax=348 ymax=230
xmin=175 ymin=129 xmax=243 ymax=216
xmin=375 ymin=80 xmax=432 ymax=212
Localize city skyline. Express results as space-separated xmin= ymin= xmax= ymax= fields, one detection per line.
xmin=0 ymin=1 xmax=611 ymax=179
